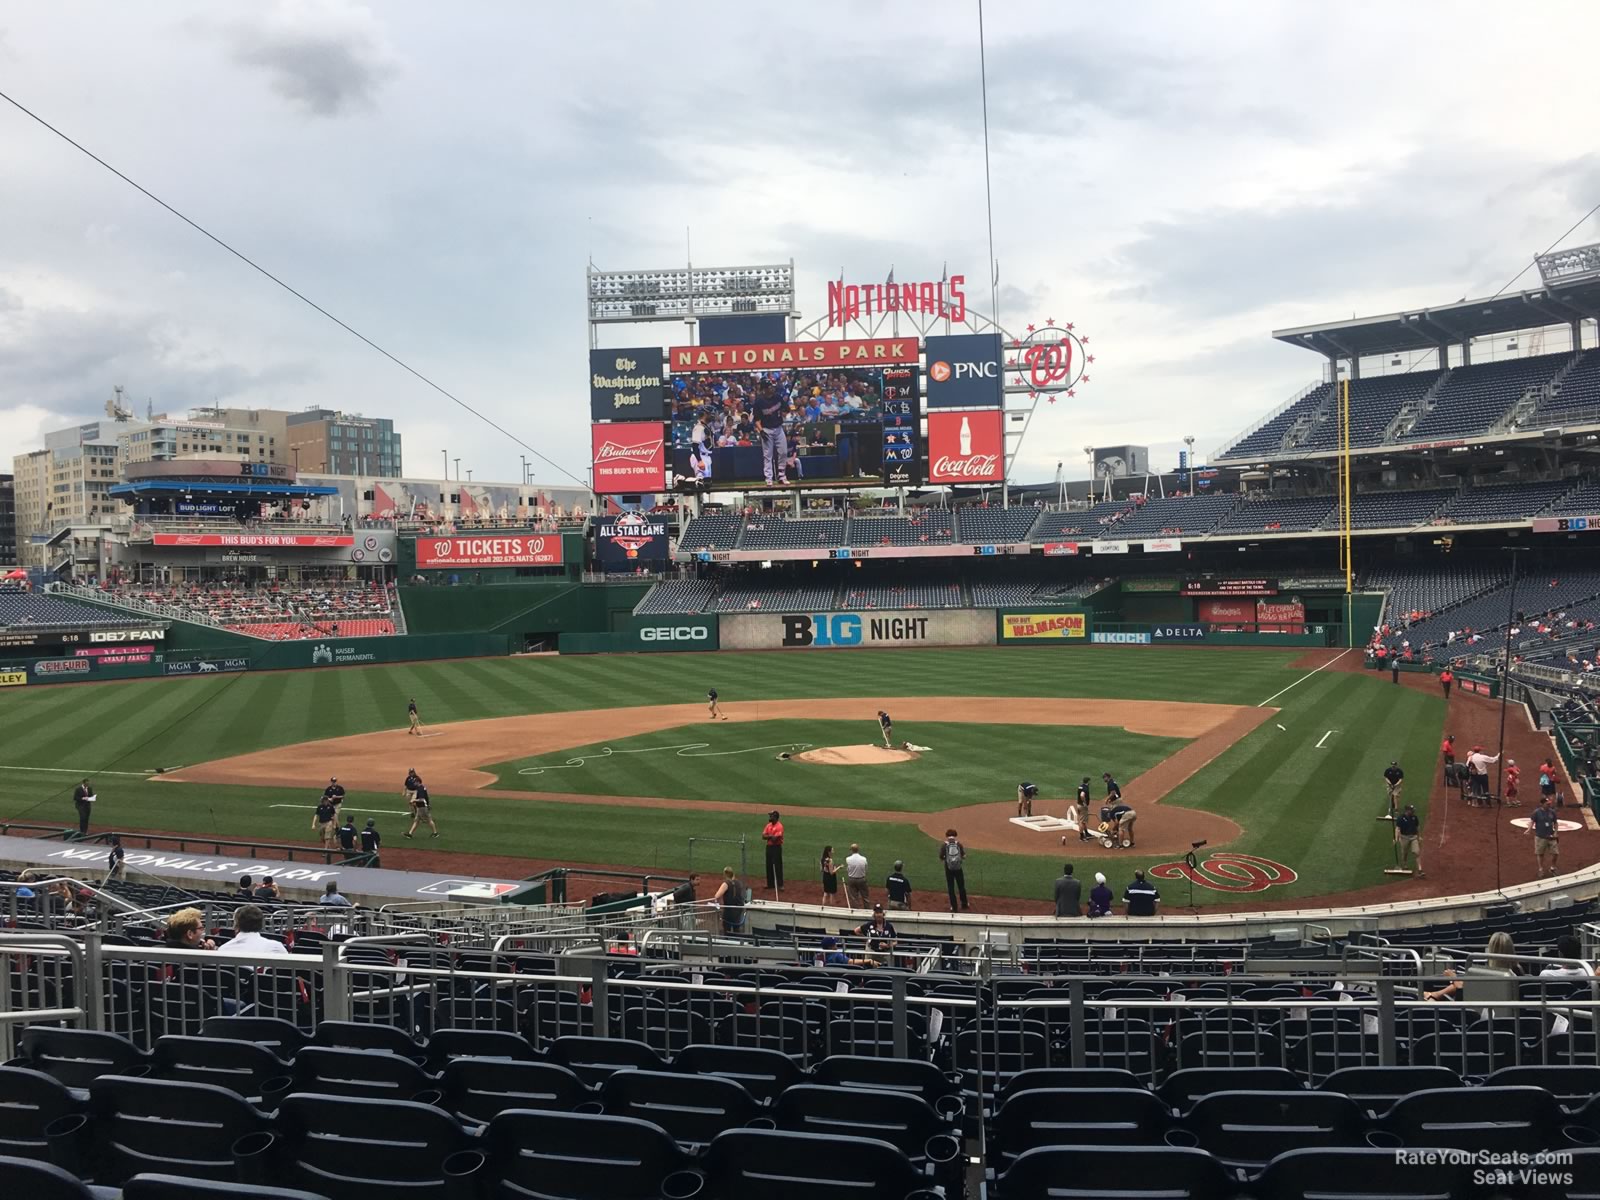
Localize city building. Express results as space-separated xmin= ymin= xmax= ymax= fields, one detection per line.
xmin=0 ymin=474 xmax=16 ymax=566
xmin=11 ymin=424 xmax=123 ymax=568
xmin=118 ymin=407 xmax=289 ymax=469
xmin=286 ymin=410 xmax=402 ymax=476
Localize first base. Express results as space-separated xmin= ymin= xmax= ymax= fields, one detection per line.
xmin=1011 ymin=815 xmax=1077 ymax=834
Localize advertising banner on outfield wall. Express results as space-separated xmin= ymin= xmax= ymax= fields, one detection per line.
xmin=1256 ymin=600 xmax=1307 ymax=633
xmin=1000 ymin=613 xmax=1088 ymax=640
xmin=1198 ymin=598 xmax=1255 ymax=630
xmin=164 ymin=658 xmax=251 ymax=676
xmin=414 ymin=535 xmax=563 ymax=569
xmin=0 ymin=670 xmax=26 ymax=686
xmin=1092 ymin=630 xmax=1152 ymax=644
xmin=1152 ymin=624 xmax=1208 ymax=641
xmin=616 ymin=615 xmax=719 ymax=653
xmin=720 ymin=609 xmax=996 ymax=651
xmin=152 ymin=533 xmax=354 ymax=548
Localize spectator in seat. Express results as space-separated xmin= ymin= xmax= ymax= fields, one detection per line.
xmin=165 ymin=907 xmax=215 ymax=951
xmin=1054 ymin=863 xmax=1082 ymax=917
xmin=234 ymin=875 xmax=254 ymax=899
xmin=318 ymin=880 xmax=352 ymax=907
xmin=253 ymin=877 xmax=282 ymax=903
xmin=1087 ymin=872 xmax=1113 ymax=918
xmin=1540 ymin=934 xmax=1594 ymax=977
xmin=216 ymin=904 xmax=289 ymax=956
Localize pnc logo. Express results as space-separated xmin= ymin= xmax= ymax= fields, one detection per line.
xmin=639 ymin=626 xmax=709 ymax=642
xmin=929 ymin=360 xmax=952 ymax=383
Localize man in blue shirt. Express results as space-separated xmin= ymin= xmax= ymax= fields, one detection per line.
xmin=1394 ymin=804 xmax=1423 ymax=877
xmin=818 ymin=936 xmax=850 ymax=967
xmin=1123 ymin=870 xmax=1160 ymax=917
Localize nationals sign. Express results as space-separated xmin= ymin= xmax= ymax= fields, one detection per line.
xmin=414 ymin=535 xmax=563 ymax=569
xmin=927 ymin=410 xmax=1003 ymax=483
xmin=668 ymin=338 xmax=918 ymax=373
xmin=590 ymin=424 xmax=667 ymax=493
xmin=151 ymin=533 xmax=354 ymax=548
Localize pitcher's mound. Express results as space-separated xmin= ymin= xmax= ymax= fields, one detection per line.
xmin=793 ymin=744 xmax=918 ymax=765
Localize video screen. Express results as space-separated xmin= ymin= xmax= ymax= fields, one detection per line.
xmin=669 ymin=366 xmax=920 ymax=488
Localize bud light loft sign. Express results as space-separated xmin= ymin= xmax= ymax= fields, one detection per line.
xmin=924 ymin=333 xmax=1002 ymax=408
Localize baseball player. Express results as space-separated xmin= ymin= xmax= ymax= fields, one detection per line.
xmin=708 ymin=689 xmax=725 ymax=720
xmin=756 ymin=383 xmax=789 ymax=485
xmin=407 ymin=697 xmax=422 ymax=736
xmin=877 ymin=710 xmax=894 ymax=749
xmin=1382 ymin=761 xmax=1404 ymax=820
xmin=1017 ymin=781 xmax=1038 ymax=818
xmin=406 ymin=782 xmax=438 ymax=839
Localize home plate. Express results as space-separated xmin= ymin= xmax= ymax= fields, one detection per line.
xmin=1510 ymin=818 xmax=1584 ymax=833
xmin=1011 ymin=815 xmax=1078 ymax=834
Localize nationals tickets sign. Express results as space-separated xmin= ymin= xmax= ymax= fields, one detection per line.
xmin=414 ymin=535 xmax=563 ymax=569
xmin=151 ymin=533 xmax=354 ymax=548
xmin=927 ymin=410 xmax=1004 ymax=484
xmin=668 ymin=338 xmax=919 ymax=373
xmin=591 ymin=424 xmax=667 ymax=493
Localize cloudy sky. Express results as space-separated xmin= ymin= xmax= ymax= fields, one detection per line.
xmin=2 ymin=0 xmax=1597 ymax=487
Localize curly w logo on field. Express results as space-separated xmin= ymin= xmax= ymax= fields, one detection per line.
xmin=1149 ymin=853 xmax=1298 ymax=894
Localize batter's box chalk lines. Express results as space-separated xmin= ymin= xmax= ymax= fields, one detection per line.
xmin=269 ymin=804 xmax=412 ymax=816
xmin=518 ymin=742 xmax=814 ymax=776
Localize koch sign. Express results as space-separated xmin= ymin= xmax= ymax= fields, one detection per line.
xmin=589 ymin=346 xmax=666 ymax=421
xmin=924 ymin=333 xmax=1003 ymax=408
xmin=413 ymin=535 xmax=564 ymax=569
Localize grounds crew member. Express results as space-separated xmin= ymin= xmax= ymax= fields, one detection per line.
xmin=323 ymin=777 xmax=346 ymax=814
xmin=1382 ymin=760 xmax=1404 ymax=820
xmin=335 ymin=814 xmax=360 ymax=861
xmin=762 ymin=810 xmax=785 ymax=890
xmin=359 ymin=818 xmax=382 ymax=867
xmin=885 ymin=860 xmax=912 ymax=910
xmin=312 ymin=793 xmax=339 ymax=849
xmin=407 ymin=782 xmax=438 ymax=838
xmin=1394 ymin=803 xmax=1423 ymax=877
xmin=407 ymin=697 xmax=422 ymax=735
xmin=1017 ymin=781 xmax=1038 ymax=818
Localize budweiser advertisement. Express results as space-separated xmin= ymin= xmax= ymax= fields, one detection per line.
xmin=151 ymin=533 xmax=354 ymax=548
xmin=667 ymin=338 xmax=919 ymax=373
xmin=926 ymin=410 xmax=1004 ymax=484
xmin=414 ymin=535 xmax=563 ymax=569
xmin=590 ymin=423 xmax=666 ymax=493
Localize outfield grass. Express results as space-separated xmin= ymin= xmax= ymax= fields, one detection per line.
xmin=0 ymin=648 xmax=1445 ymax=905
xmin=485 ymin=720 xmax=1188 ymax=813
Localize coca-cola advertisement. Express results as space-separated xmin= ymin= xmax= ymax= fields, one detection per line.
xmin=927 ymin=410 xmax=1003 ymax=484
xmin=591 ymin=423 xmax=667 ymax=493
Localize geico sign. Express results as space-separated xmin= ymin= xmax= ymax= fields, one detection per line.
xmin=90 ymin=629 xmax=167 ymax=642
xmin=929 ymin=359 xmax=998 ymax=382
xmin=639 ymin=626 xmax=709 ymax=642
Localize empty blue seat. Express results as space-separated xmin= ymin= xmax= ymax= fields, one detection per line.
xmin=198 ymin=1016 xmax=307 ymax=1059
xmin=0 ymin=1067 xmax=81 ymax=1162
xmin=988 ymin=1144 xmax=1233 ymax=1200
xmin=308 ymin=1021 xmax=425 ymax=1062
xmin=812 ymin=1054 xmax=963 ymax=1113
xmin=991 ymin=1088 xmax=1169 ymax=1170
xmin=1252 ymin=1145 xmax=1472 ymax=1198
xmin=672 ymin=1043 xmax=805 ymax=1105
xmin=1317 ymin=1066 xmax=1461 ymax=1116
xmin=601 ymin=1068 xmax=762 ymax=1149
xmin=437 ymin=1058 xmax=589 ymax=1125
xmin=423 ymin=1027 xmax=538 ymax=1073
xmin=123 ymin=1175 xmax=332 ymax=1200
xmin=1380 ymin=1085 xmax=1566 ymax=1152
xmin=17 ymin=1028 xmax=149 ymax=1091
xmin=149 ymin=1036 xmax=289 ymax=1101
xmin=289 ymin=1047 xmax=436 ymax=1103
xmin=699 ymin=1127 xmax=928 ymax=1200
xmin=481 ymin=1108 xmax=691 ymax=1200
xmin=999 ymin=1067 xmax=1144 ymax=1104
xmin=1180 ymin=1090 xmax=1366 ymax=1170
xmin=83 ymin=1076 xmax=269 ymax=1185
xmin=0 ymin=1154 xmax=100 ymax=1200
xmin=1487 ymin=1064 xmax=1600 ymax=1109
xmin=268 ymin=1094 xmax=473 ymax=1200
xmin=1159 ymin=1067 xmax=1303 ymax=1112
xmin=618 ymin=1002 xmax=715 ymax=1056
xmin=547 ymin=1036 xmax=666 ymax=1087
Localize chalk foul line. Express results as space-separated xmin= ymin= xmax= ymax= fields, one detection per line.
xmin=268 ymin=804 xmax=412 ymax=816
xmin=1257 ymin=647 xmax=1352 ymax=708
xmin=517 ymin=742 xmax=814 ymax=777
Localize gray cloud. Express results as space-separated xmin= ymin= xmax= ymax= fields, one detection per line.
xmin=226 ymin=6 xmax=398 ymax=117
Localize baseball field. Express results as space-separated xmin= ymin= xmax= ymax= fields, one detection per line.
xmin=0 ymin=645 xmax=1463 ymax=909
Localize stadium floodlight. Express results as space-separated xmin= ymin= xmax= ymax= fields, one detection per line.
xmin=1536 ymin=242 xmax=1600 ymax=289
xmin=586 ymin=262 xmax=796 ymax=323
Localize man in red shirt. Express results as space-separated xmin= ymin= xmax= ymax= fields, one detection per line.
xmin=1441 ymin=734 xmax=1456 ymax=786
xmin=762 ymin=810 xmax=784 ymax=892
xmin=1439 ymin=667 xmax=1453 ymax=699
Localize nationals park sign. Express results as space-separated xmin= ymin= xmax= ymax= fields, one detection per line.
xmin=413 ymin=535 xmax=563 ymax=569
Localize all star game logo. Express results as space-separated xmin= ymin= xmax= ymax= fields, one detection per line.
xmin=1008 ymin=319 xmax=1095 ymax=404
xmin=600 ymin=511 xmax=666 ymax=559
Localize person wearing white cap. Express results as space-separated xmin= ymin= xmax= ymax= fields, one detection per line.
xmin=1087 ymin=872 xmax=1113 ymax=918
